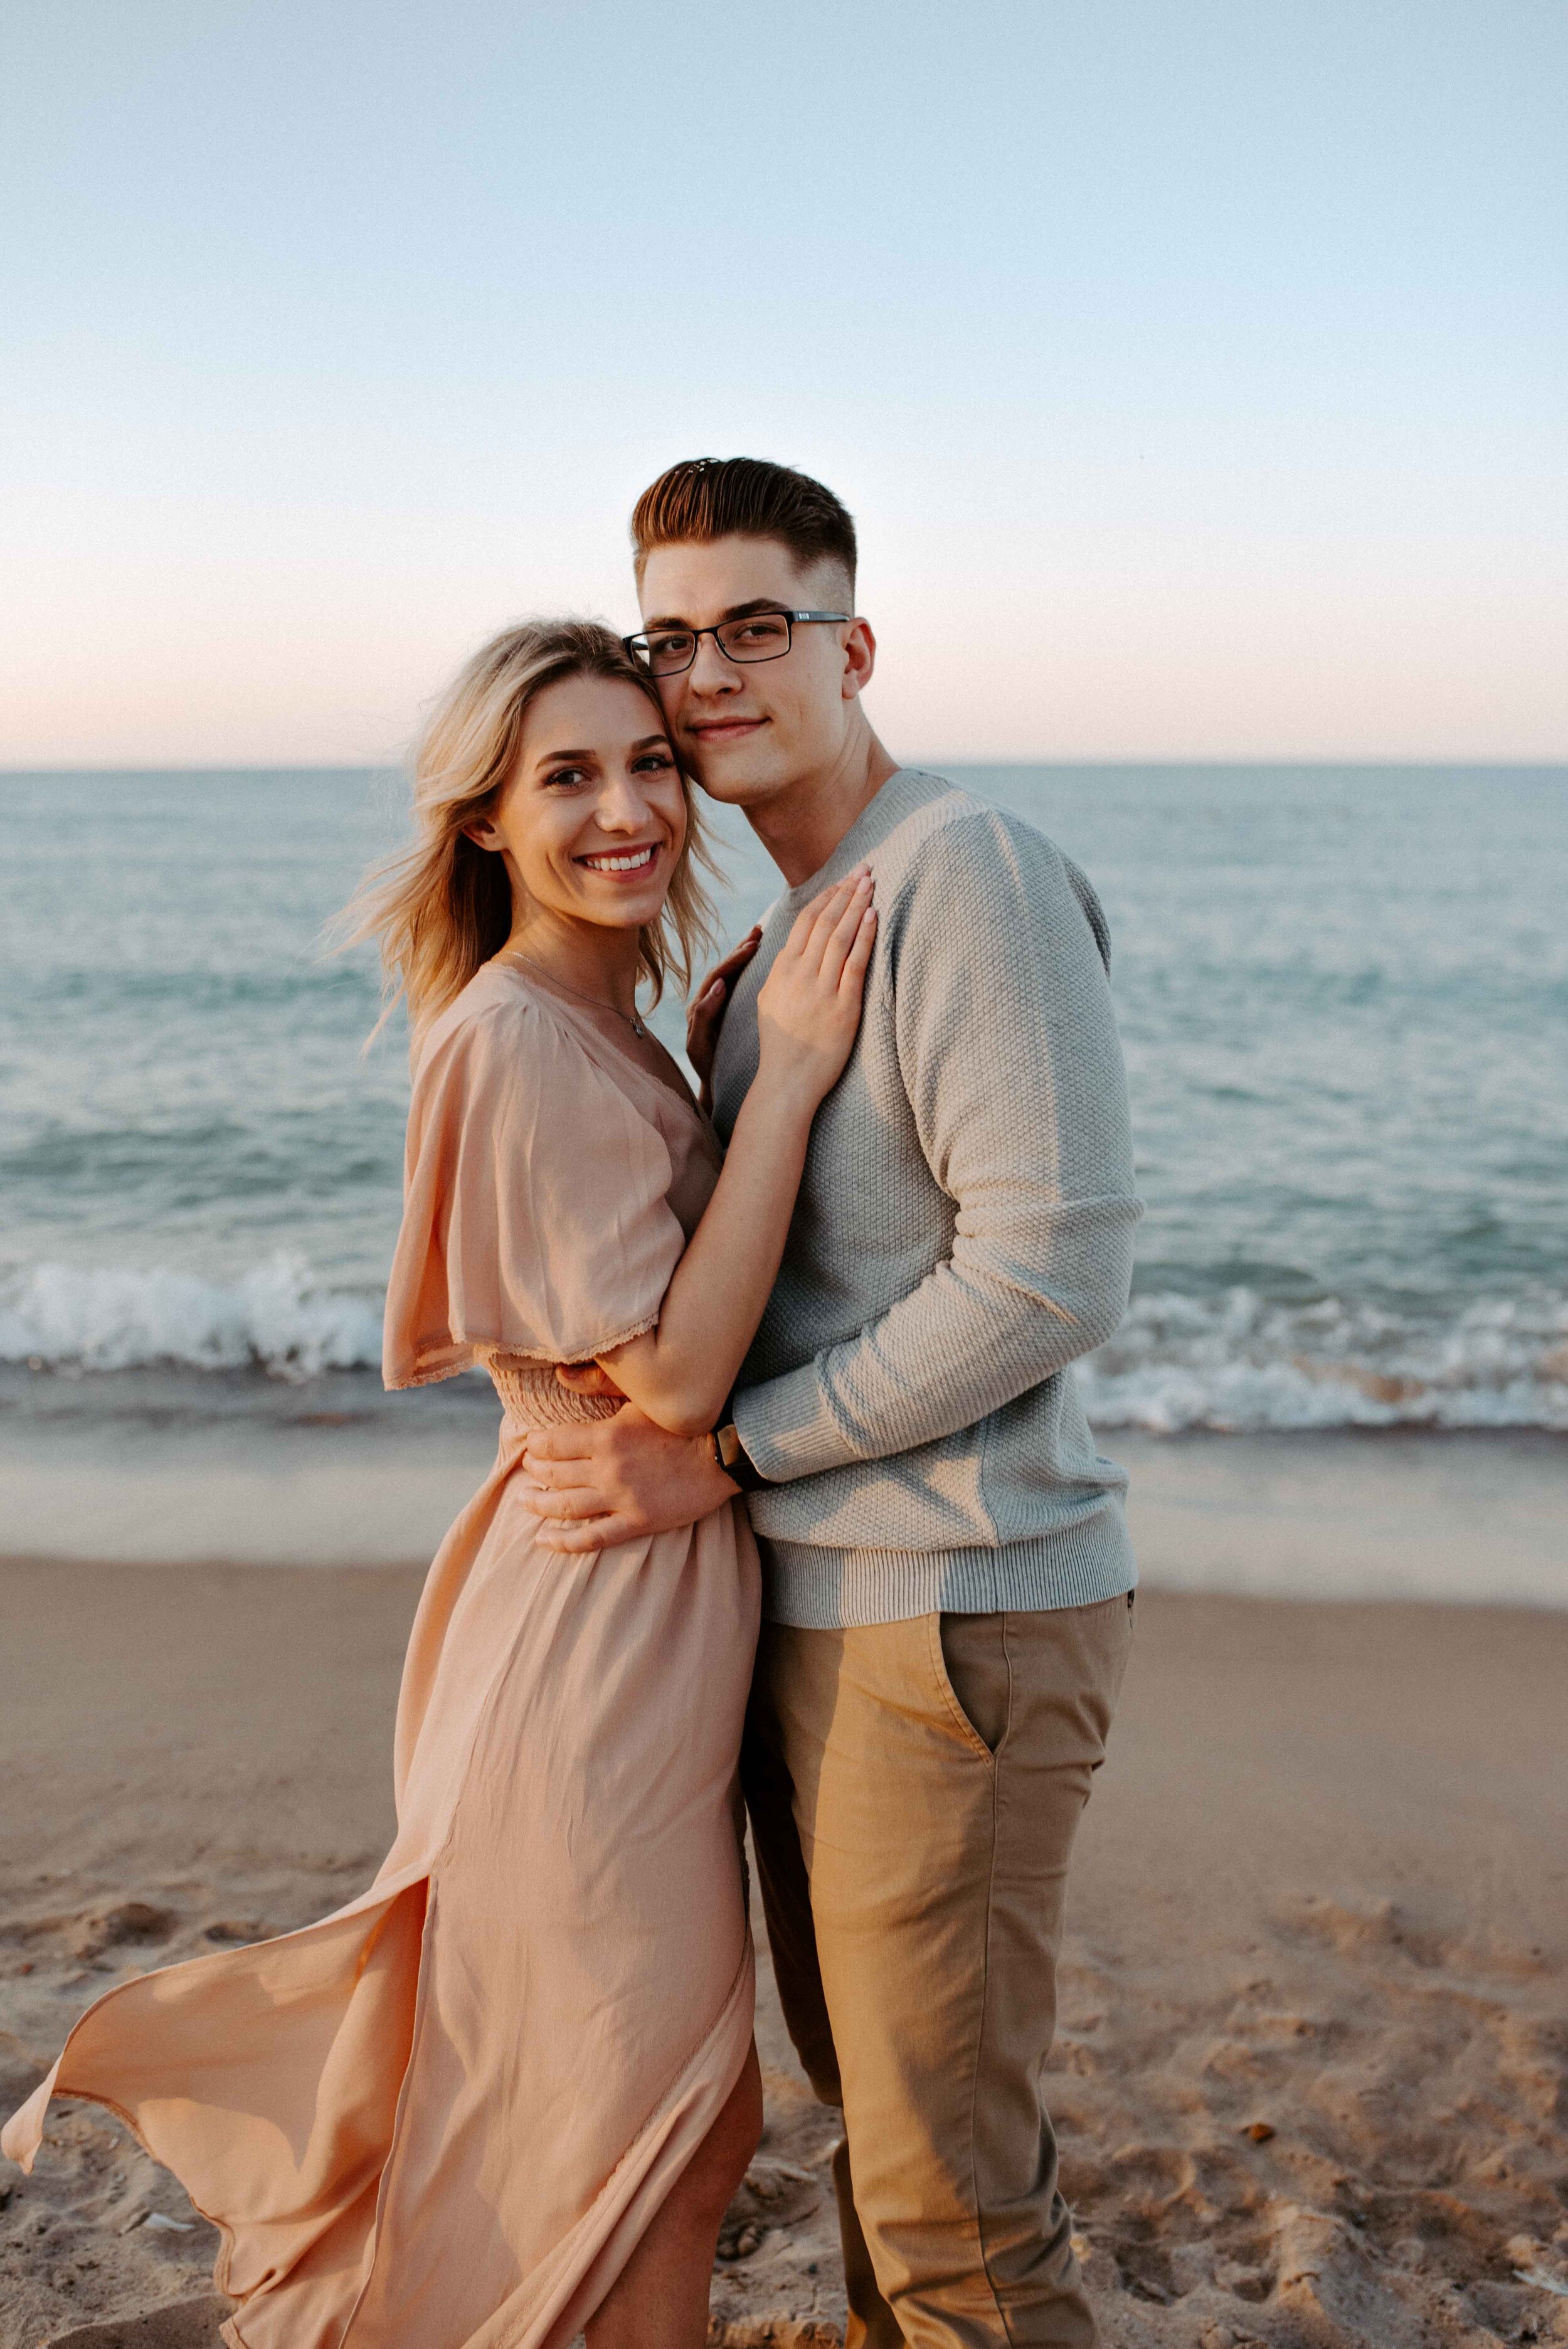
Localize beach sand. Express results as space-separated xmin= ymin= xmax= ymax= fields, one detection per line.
xmin=3 ymin=1549 xmax=1567 ymax=2348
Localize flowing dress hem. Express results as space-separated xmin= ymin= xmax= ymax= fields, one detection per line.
xmin=485 ymin=1934 xmax=756 ymax=2349
xmin=2 ymin=1865 xmax=433 ymax=2269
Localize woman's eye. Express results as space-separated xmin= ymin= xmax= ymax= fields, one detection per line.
xmin=543 ymin=766 xmax=588 ymax=790
xmin=632 ymin=752 xmax=674 ymax=773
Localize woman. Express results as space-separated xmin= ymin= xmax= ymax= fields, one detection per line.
xmin=3 ymin=620 xmax=877 ymax=2349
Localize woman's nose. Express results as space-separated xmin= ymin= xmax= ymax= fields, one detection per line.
xmin=596 ymin=775 xmax=652 ymax=831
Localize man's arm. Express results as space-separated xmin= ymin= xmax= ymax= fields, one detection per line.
xmin=527 ymin=816 xmax=1138 ymax=1545
xmin=731 ymin=814 xmax=1139 ymax=1482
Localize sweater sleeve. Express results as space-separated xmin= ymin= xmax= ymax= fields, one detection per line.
xmin=731 ymin=814 xmax=1142 ymax=1483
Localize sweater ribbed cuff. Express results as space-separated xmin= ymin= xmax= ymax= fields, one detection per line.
xmin=731 ymin=1364 xmax=845 ymax=1484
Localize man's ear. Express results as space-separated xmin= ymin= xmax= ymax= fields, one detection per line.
xmin=842 ymin=617 xmax=877 ymax=701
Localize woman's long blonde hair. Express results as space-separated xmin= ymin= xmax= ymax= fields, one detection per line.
xmin=344 ymin=620 xmax=718 ymax=1040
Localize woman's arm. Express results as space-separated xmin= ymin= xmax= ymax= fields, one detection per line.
xmin=594 ymin=871 xmax=876 ymax=1438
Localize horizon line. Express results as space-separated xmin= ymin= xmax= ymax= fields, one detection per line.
xmin=3 ymin=757 xmax=1566 ymax=778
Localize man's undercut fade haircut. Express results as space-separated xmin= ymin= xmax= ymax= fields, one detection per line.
xmin=631 ymin=457 xmax=857 ymax=597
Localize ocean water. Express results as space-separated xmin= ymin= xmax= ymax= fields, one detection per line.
xmin=3 ymin=765 xmax=1565 ymax=1443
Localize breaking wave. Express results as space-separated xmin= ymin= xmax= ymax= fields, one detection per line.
xmin=1079 ymin=1286 xmax=1568 ymax=1433
xmin=4 ymin=1259 xmax=1568 ymax=1433
xmin=0 ymin=1256 xmax=383 ymax=1382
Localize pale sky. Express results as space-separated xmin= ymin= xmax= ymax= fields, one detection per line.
xmin=3 ymin=0 xmax=1564 ymax=765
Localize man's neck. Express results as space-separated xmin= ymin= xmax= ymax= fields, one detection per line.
xmin=746 ymin=726 xmax=901 ymax=888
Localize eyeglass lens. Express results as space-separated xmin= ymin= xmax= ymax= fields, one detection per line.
xmin=637 ymin=613 xmax=793 ymax=676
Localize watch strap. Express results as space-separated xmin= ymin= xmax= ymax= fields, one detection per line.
xmin=711 ymin=1421 xmax=767 ymax=1492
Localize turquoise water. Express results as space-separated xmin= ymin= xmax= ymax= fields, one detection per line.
xmin=3 ymin=765 xmax=1565 ymax=1434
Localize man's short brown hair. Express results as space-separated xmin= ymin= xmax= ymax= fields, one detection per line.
xmin=631 ymin=457 xmax=857 ymax=595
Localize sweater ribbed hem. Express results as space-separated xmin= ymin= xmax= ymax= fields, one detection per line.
xmin=758 ymin=1511 xmax=1136 ymax=1630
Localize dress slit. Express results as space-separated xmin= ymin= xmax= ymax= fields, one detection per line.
xmin=4 ymin=960 xmax=761 ymax=2348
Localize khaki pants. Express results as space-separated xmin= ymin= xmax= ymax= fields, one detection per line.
xmin=742 ymin=1594 xmax=1134 ymax=2349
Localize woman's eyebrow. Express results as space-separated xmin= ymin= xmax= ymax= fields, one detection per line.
xmin=534 ymin=737 xmax=667 ymax=763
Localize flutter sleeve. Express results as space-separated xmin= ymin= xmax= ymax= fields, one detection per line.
xmin=383 ymin=992 xmax=684 ymax=1389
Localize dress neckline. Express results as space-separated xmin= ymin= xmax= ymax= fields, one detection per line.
xmin=488 ymin=957 xmax=709 ymax=1131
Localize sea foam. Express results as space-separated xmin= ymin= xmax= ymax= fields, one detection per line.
xmin=0 ymin=1257 xmax=383 ymax=1381
xmin=3 ymin=1258 xmax=1567 ymax=1432
xmin=1079 ymin=1286 xmax=1568 ymax=1433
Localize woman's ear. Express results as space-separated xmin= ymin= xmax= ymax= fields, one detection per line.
xmin=462 ymin=817 xmax=503 ymax=852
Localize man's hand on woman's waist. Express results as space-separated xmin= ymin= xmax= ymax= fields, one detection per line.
xmin=520 ymin=1404 xmax=740 ymax=1552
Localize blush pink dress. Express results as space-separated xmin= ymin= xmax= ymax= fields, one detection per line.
xmin=3 ymin=960 xmax=761 ymax=2349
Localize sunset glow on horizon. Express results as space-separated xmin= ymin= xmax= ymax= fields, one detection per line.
xmin=3 ymin=1 xmax=1564 ymax=768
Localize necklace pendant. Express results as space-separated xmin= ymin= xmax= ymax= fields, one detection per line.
xmin=631 ymin=1014 xmax=647 ymax=1038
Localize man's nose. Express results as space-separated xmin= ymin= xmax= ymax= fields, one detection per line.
xmin=686 ymin=633 xmax=741 ymax=692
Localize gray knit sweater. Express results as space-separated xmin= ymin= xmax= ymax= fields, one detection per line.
xmin=710 ymin=768 xmax=1142 ymax=1629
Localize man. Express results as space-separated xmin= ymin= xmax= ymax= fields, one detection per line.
xmin=524 ymin=457 xmax=1140 ymax=2348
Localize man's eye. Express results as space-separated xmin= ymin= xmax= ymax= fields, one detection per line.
xmin=731 ymin=618 xmax=787 ymax=645
xmin=650 ymin=634 xmax=694 ymax=659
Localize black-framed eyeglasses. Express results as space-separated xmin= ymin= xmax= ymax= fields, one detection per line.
xmin=623 ymin=610 xmax=850 ymax=679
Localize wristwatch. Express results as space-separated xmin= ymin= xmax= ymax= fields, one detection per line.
xmin=709 ymin=1421 xmax=768 ymax=1492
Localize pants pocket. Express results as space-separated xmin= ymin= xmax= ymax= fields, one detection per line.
xmin=931 ymin=1611 xmax=1010 ymax=1758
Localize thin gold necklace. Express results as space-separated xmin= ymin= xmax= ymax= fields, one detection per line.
xmin=506 ymin=948 xmax=647 ymax=1038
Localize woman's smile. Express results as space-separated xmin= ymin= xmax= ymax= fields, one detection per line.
xmin=458 ymin=670 xmax=692 ymax=953
xmin=575 ymin=841 xmax=662 ymax=877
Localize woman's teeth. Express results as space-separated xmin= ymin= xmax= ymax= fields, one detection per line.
xmin=580 ymin=847 xmax=656 ymax=873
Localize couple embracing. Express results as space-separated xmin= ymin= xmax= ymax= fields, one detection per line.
xmin=4 ymin=459 xmax=1142 ymax=2348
